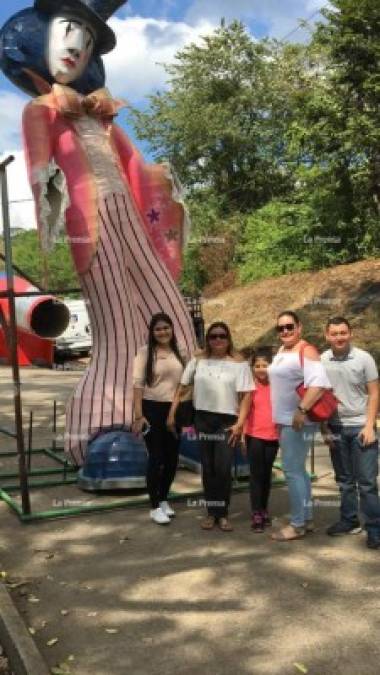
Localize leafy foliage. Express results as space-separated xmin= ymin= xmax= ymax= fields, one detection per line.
xmin=128 ymin=5 xmax=380 ymax=289
xmin=0 ymin=230 xmax=79 ymax=293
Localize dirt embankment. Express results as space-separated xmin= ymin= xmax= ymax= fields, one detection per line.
xmin=202 ymin=259 xmax=380 ymax=360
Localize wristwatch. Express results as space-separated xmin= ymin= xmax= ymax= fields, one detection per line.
xmin=297 ymin=405 xmax=307 ymax=414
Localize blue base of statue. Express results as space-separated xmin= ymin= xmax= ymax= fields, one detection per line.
xmin=78 ymin=426 xmax=147 ymax=491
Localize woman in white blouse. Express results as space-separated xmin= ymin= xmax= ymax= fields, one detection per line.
xmin=268 ymin=310 xmax=331 ymax=541
xmin=133 ymin=313 xmax=189 ymax=526
xmin=169 ymin=322 xmax=253 ymax=531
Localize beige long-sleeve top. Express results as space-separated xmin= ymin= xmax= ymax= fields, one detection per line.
xmin=133 ymin=345 xmax=188 ymax=402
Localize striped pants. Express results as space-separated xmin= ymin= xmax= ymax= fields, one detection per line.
xmin=65 ymin=190 xmax=195 ymax=465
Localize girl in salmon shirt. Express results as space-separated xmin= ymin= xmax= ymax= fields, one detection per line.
xmin=243 ymin=347 xmax=279 ymax=532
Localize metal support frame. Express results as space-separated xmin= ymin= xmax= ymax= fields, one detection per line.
xmin=0 ymin=155 xmax=31 ymax=514
xmin=0 ymin=467 xmax=295 ymax=523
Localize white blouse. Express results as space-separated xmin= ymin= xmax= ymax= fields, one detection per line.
xmin=268 ymin=349 xmax=331 ymax=425
xmin=181 ymin=357 xmax=254 ymax=415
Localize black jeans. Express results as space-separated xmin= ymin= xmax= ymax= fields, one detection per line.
xmin=142 ymin=399 xmax=179 ymax=509
xmin=246 ymin=436 xmax=279 ymax=513
xmin=195 ymin=410 xmax=236 ymax=518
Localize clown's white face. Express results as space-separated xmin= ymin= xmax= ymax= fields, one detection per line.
xmin=47 ymin=14 xmax=96 ymax=84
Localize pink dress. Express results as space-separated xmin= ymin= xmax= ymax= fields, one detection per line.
xmin=23 ymin=84 xmax=196 ymax=465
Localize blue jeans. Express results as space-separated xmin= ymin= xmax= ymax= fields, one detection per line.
xmin=329 ymin=424 xmax=380 ymax=536
xmin=280 ymin=426 xmax=315 ymax=528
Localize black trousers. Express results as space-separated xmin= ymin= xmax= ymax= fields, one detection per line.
xmin=195 ymin=410 xmax=236 ymax=518
xmin=142 ymin=399 xmax=179 ymax=509
xmin=246 ymin=436 xmax=279 ymax=513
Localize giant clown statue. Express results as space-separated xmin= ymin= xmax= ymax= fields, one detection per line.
xmin=0 ymin=0 xmax=196 ymax=466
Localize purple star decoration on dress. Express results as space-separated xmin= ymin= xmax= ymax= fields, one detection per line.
xmin=147 ymin=208 xmax=160 ymax=224
xmin=165 ymin=228 xmax=179 ymax=241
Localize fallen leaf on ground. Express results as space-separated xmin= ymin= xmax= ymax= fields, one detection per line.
xmin=28 ymin=595 xmax=40 ymax=603
xmin=51 ymin=666 xmax=70 ymax=675
xmin=7 ymin=581 xmax=29 ymax=589
xmin=28 ymin=627 xmax=36 ymax=635
xmin=294 ymin=663 xmax=308 ymax=673
xmin=46 ymin=638 xmax=59 ymax=647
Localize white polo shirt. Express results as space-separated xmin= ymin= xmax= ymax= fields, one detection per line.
xmin=321 ymin=346 xmax=378 ymax=426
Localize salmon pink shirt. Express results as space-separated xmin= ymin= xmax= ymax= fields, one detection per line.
xmin=244 ymin=381 xmax=278 ymax=441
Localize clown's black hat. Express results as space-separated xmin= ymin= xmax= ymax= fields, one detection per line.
xmin=34 ymin=0 xmax=126 ymax=53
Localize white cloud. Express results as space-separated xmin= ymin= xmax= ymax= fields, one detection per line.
xmin=104 ymin=15 xmax=216 ymax=99
xmin=0 ymin=92 xmax=36 ymax=232
xmin=0 ymin=150 xmax=36 ymax=232
xmin=185 ymin=0 xmax=328 ymax=40
xmin=0 ymin=91 xmax=28 ymax=151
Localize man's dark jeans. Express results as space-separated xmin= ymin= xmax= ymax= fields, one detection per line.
xmin=329 ymin=424 xmax=380 ymax=536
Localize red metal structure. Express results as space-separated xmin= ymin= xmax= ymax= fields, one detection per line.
xmin=0 ymin=272 xmax=69 ymax=366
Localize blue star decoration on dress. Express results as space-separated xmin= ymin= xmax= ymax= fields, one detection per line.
xmin=147 ymin=208 xmax=160 ymax=224
xmin=165 ymin=228 xmax=179 ymax=241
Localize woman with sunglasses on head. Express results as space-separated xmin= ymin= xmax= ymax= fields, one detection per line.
xmin=172 ymin=322 xmax=253 ymax=531
xmin=268 ymin=311 xmax=331 ymax=541
xmin=133 ymin=313 xmax=189 ymax=525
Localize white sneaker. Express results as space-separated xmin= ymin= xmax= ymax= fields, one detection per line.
xmin=150 ymin=507 xmax=170 ymax=525
xmin=159 ymin=501 xmax=175 ymax=518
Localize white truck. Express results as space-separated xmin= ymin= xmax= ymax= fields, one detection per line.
xmin=55 ymin=299 xmax=92 ymax=357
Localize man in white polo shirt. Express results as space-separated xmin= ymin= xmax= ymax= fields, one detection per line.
xmin=321 ymin=316 xmax=380 ymax=549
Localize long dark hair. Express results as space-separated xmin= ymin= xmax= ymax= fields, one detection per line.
xmin=204 ymin=321 xmax=234 ymax=358
xmin=0 ymin=8 xmax=105 ymax=97
xmin=145 ymin=313 xmax=185 ymax=386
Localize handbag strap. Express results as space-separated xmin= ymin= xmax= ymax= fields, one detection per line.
xmin=192 ymin=357 xmax=199 ymax=383
xmin=299 ymin=342 xmax=306 ymax=369
xmin=298 ymin=341 xmax=314 ymax=369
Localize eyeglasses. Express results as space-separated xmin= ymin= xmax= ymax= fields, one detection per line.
xmin=208 ymin=333 xmax=228 ymax=341
xmin=276 ymin=323 xmax=296 ymax=333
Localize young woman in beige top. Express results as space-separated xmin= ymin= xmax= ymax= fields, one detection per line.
xmin=132 ymin=313 xmax=189 ymax=525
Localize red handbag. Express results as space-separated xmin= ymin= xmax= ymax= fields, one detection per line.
xmin=296 ymin=344 xmax=338 ymax=422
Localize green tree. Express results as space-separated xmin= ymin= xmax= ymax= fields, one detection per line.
xmin=128 ymin=21 xmax=293 ymax=213
xmin=129 ymin=10 xmax=380 ymax=289
xmin=281 ymin=0 xmax=380 ymax=262
xmin=1 ymin=230 xmax=79 ymax=293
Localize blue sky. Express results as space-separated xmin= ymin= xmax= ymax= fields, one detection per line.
xmin=0 ymin=0 xmax=328 ymax=229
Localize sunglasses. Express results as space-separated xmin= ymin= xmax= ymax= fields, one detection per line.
xmin=276 ymin=323 xmax=296 ymax=333
xmin=208 ymin=333 xmax=228 ymax=341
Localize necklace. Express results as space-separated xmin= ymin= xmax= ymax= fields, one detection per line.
xmin=205 ymin=358 xmax=230 ymax=379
